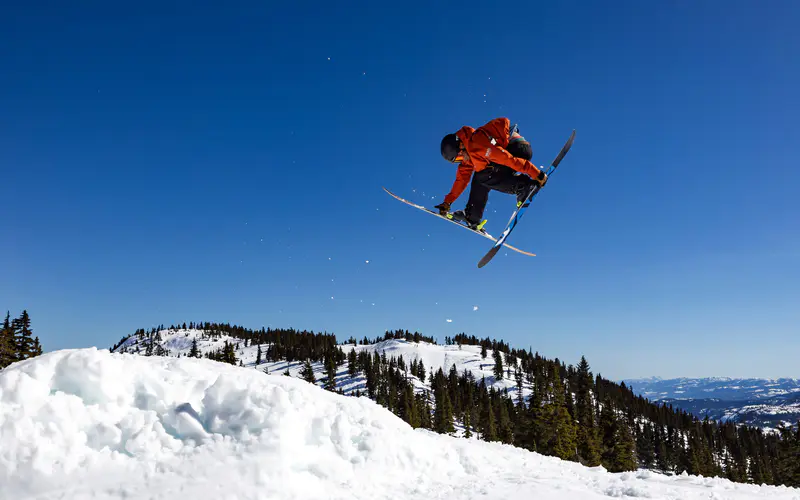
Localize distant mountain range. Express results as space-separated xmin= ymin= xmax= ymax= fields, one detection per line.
xmin=622 ymin=377 xmax=800 ymax=430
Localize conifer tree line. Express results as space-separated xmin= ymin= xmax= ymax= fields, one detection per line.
xmin=113 ymin=321 xmax=339 ymax=363
xmin=345 ymin=329 xmax=438 ymax=346
xmin=112 ymin=325 xmax=433 ymax=364
xmin=111 ymin=322 xmax=800 ymax=487
xmin=0 ymin=310 xmax=44 ymax=369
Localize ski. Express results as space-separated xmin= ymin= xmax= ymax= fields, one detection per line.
xmin=382 ymin=187 xmax=536 ymax=257
xmin=477 ymin=129 xmax=576 ymax=268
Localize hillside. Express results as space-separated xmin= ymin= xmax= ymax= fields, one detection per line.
xmin=2 ymin=347 xmax=798 ymax=499
xmin=113 ymin=328 xmax=526 ymax=401
xmin=624 ymin=377 xmax=800 ymax=430
xmin=106 ymin=324 xmax=800 ymax=489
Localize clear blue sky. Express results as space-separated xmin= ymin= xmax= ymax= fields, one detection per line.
xmin=2 ymin=1 xmax=798 ymax=379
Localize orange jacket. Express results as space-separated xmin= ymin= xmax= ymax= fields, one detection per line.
xmin=443 ymin=117 xmax=541 ymax=205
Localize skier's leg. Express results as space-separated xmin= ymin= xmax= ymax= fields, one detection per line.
xmin=460 ymin=135 xmax=534 ymax=223
xmin=479 ymin=165 xmax=536 ymax=206
xmin=463 ymin=170 xmax=492 ymax=224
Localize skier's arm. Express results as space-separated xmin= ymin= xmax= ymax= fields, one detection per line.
xmin=484 ymin=145 xmax=542 ymax=178
xmin=443 ymin=164 xmax=473 ymax=205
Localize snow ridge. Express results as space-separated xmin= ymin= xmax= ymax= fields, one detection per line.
xmin=2 ymin=347 xmax=798 ymax=499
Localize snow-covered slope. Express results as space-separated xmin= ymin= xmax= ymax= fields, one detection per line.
xmin=114 ymin=329 xmax=527 ymax=398
xmin=350 ymin=338 xmax=523 ymax=389
xmin=2 ymin=348 xmax=797 ymax=500
xmin=624 ymin=377 xmax=800 ymax=430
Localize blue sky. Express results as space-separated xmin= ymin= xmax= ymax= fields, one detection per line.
xmin=2 ymin=1 xmax=798 ymax=379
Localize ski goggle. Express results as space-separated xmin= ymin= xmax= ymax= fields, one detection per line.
xmin=451 ymin=153 xmax=464 ymax=163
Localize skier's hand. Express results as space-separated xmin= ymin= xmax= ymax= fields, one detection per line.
xmin=534 ymin=170 xmax=548 ymax=188
xmin=434 ymin=202 xmax=451 ymax=216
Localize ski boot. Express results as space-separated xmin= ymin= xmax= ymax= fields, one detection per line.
xmin=515 ymin=171 xmax=547 ymax=208
xmin=516 ymin=187 xmax=534 ymax=209
xmin=449 ymin=209 xmax=487 ymax=234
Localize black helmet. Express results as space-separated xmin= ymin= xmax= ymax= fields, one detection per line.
xmin=440 ymin=133 xmax=461 ymax=163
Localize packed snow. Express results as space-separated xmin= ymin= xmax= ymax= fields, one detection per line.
xmin=2 ymin=348 xmax=798 ymax=499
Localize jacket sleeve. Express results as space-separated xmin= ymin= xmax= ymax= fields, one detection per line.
xmin=444 ymin=164 xmax=473 ymax=204
xmin=483 ymin=142 xmax=541 ymax=178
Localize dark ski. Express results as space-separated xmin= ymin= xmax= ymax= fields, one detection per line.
xmin=477 ymin=129 xmax=576 ymax=268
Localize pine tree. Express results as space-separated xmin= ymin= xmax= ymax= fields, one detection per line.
xmin=497 ymin=396 xmax=514 ymax=444
xmin=654 ymin=425 xmax=669 ymax=473
xmin=575 ymin=356 xmax=602 ymax=466
xmin=600 ymin=396 xmax=618 ymax=468
xmin=610 ymin=416 xmax=638 ymax=472
xmin=521 ymin=373 xmax=545 ymax=453
xmin=481 ymin=392 xmax=498 ymax=442
xmin=493 ymin=349 xmax=503 ymax=381
xmin=776 ymin=422 xmax=800 ymax=486
xmin=145 ymin=334 xmax=154 ymax=356
xmin=539 ymin=365 xmax=578 ymax=461
xmin=417 ymin=392 xmax=433 ymax=430
xmin=31 ymin=337 xmax=43 ymax=356
xmin=255 ymin=344 xmax=262 ymax=365
xmin=189 ymin=337 xmax=200 ymax=358
xmin=515 ymin=368 xmax=524 ymax=406
xmin=481 ymin=343 xmax=487 ymax=359
xmin=0 ymin=312 xmax=16 ymax=369
xmin=300 ymin=360 xmax=316 ymax=384
xmin=324 ymin=355 xmax=337 ymax=391
xmin=636 ymin=422 xmax=656 ymax=469
xmin=348 ymin=349 xmax=358 ymax=378
xmin=401 ymin=385 xmax=420 ymax=428
xmin=447 ymin=364 xmax=461 ymax=418
xmin=432 ymin=368 xmax=455 ymax=434
xmin=222 ymin=340 xmax=237 ymax=365
xmin=13 ymin=310 xmax=36 ymax=360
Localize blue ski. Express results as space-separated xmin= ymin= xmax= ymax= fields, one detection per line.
xmin=477 ymin=129 xmax=576 ymax=268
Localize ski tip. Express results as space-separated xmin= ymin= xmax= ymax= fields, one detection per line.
xmin=477 ymin=246 xmax=501 ymax=268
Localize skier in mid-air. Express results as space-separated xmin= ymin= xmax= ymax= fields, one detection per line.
xmin=434 ymin=117 xmax=548 ymax=232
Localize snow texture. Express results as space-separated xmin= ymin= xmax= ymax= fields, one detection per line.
xmin=2 ymin=348 xmax=798 ymax=500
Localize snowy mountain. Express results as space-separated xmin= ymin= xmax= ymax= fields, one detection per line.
xmin=623 ymin=377 xmax=800 ymax=430
xmin=111 ymin=328 xmax=528 ymax=404
xmin=2 ymin=347 xmax=797 ymax=500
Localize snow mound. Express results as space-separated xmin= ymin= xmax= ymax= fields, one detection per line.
xmin=1 ymin=348 xmax=797 ymax=500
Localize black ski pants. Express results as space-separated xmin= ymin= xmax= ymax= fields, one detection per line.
xmin=464 ymin=165 xmax=535 ymax=224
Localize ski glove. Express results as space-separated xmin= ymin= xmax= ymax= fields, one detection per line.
xmin=534 ymin=170 xmax=548 ymax=188
xmin=434 ymin=202 xmax=451 ymax=216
